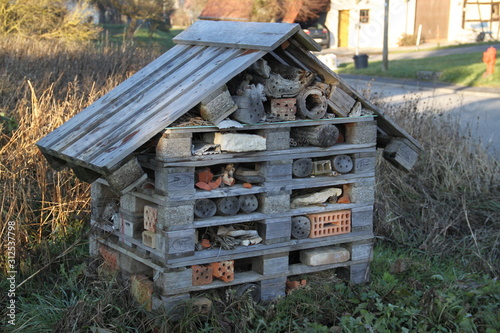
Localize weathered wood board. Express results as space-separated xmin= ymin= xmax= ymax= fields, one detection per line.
xmin=174 ymin=21 xmax=320 ymax=52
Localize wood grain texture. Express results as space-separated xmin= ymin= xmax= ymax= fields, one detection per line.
xmin=173 ymin=21 xmax=301 ymax=51
xmin=38 ymin=45 xmax=265 ymax=174
xmin=165 ymin=116 xmax=376 ymax=133
xmin=164 ymin=230 xmax=374 ymax=267
xmin=150 ymin=143 xmax=376 ymax=167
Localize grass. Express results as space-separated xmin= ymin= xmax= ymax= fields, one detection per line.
xmin=2 ymin=242 xmax=498 ymax=332
xmin=387 ymin=41 xmax=500 ymax=55
xmin=337 ymin=52 xmax=500 ymax=87
xmin=0 ymin=35 xmax=499 ymax=332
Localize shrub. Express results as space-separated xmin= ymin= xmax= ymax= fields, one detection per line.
xmin=398 ymin=33 xmax=423 ymax=46
xmin=373 ymin=95 xmax=500 ymax=277
xmin=0 ymin=0 xmax=101 ymax=41
xmin=0 ymin=36 xmax=159 ymax=275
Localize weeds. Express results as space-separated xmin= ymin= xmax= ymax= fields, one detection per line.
xmin=0 ymin=36 xmax=159 ymax=276
xmin=371 ymin=94 xmax=500 ymax=277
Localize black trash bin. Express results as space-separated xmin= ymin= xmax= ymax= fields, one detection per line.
xmin=353 ymin=54 xmax=369 ymax=69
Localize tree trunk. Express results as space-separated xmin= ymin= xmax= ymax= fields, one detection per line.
xmin=125 ymin=17 xmax=138 ymax=40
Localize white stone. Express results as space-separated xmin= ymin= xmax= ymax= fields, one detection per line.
xmin=213 ymin=133 xmax=266 ymax=152
xmin=291 ymin=187 xmax=342 ymax=207
xmin=217 ymin=119 xmax=244 ymax=129
xmin=300 ymin=247 xmax=350 ymax=266
xmin=249 ymin=236 xmax=262 ymax=245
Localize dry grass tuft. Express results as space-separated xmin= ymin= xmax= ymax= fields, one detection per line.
xmin=373 ymin=96 xmax=500 ymax=277
xmin=0 ymin=36 xmax=159 ymax=273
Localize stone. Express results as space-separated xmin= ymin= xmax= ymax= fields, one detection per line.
xmin=157 ymin=203 xmax=194 ymax=230
xmin=210 ymin=260 xmax=235 ymax=282
xmin=99 ymin=244 xmax=119 ymax=273
xmin=213 ymin=133 xmax=266 ymax=152
xmin=105 ymin=157 xmax=146 ymax=194
xmin=258 ymin=192 xmax=290 ymax=214
xmin=199 ymin=85 xmax=238 ymax=124
xmin=120 ymin=194 xmax=148 ymax=214
xmin=291 ymin=187 xmax=342 ymax=208
xmin=156 ymin=133 xmax=192 ymax=160
xmin=257 ymin=128 xmax=290 ymax=150
xmin=300 ymin=247 xmax=350 ymax=266
xmin=345 ymin=121 xmax=377 ymax=145
xmin=416 ymin=71 xmax=442 ymax=80
xmin=193 ymin=297 xmax=212 ymax=314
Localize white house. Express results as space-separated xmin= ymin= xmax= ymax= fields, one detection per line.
xmin=325 ymin=0 xmax=499 ymax=48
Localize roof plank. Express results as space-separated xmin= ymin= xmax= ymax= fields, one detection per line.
xmin=90 ymin=49 xmax=267 ymax=171
xmin=61 ymin=46 xmax=232 ymax=161
xmin=173 ymin=20 xmax=301 ymax=51
xmin=37 ymin=44 xmax=199 ymax=151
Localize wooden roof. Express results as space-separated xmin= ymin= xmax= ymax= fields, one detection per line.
xmin=37 ymin=20 xmax=420 ymax=180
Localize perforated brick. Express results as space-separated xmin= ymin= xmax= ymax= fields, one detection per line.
xmin=270 ymin=98 xmax=297 ymax=121
xmin=130 ymin=275 xmax=154 ymax=311
xmin=307 ymin=210 xmax=351 ymax=238
xmin=210 ymin=260 xmax=235 ymax=282
xmin=142 ymin=230 xmax=157 ymax=249
xmin=312 ymin=160 xmax=332 ymax=175
xmin=122 ymin=218 xmax=143 ymax=238
xmin=99 ymin=244 xmax=119 ymax=272
xmin=144 ymin=205 xmax=157 ymax=232
xmin=192 ymin=265 xmax=213 ymax=285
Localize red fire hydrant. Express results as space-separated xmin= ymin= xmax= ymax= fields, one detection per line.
xmin=482 ymin=46 xmax=497 ymax=77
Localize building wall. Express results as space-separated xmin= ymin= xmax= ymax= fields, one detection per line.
xmin=448 ymin=0 xmax=500 ymax=43
xmin=326 ymin=0 xmax=417 ymax=49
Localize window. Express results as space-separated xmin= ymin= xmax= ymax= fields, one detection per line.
xmin=360 ymin=9 xmax=369 ymax=23
xmin=493 ymin=3 xmax=499 ymax=21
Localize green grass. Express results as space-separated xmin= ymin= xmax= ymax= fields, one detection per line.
xmin=98 ymin=24 xmax=182 ymax=52
xmin=337 ymin=52 xmax=500 ymax=87
xmin=2 ymin=242 xmax=498 ymax=332
xmin=388 ymin=41 xmax=500 ymax=55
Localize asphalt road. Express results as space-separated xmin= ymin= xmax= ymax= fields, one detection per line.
xmin=341 ymin=75 xmax=500 ymax=161
xmin=331 ymin=43 xmax=500 ymax=65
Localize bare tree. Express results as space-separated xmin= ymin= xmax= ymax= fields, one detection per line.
xmin=295 ymin=0 xmax=330 ymax=23
xmin=251 ymin=0 xmax=329 ymax=23
xmin=96 ymin=0 xmax=175 ymax=39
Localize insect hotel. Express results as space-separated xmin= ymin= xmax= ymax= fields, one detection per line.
xmin=37 ymin=21 xmax=420 ymax=310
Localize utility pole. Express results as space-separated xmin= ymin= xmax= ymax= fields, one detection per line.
xmin=382 ymin=0 xmax=389 ymax=71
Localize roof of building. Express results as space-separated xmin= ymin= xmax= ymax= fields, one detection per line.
xmin=37 ymin=20 xmax=420 ymax=181
xmin=199 ymin=0 xmax=253 ymax=21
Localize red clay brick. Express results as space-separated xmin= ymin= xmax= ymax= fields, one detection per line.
xmin=210 ymin=260 xmax=235 ymax=283
xmin=307 ymin=210 xmax=351 ymax=238
xmin=99 ymin=244 xmax=119 ymax=272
